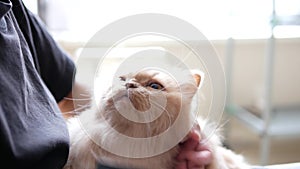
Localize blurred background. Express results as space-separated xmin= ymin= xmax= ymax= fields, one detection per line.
xmin=23 ymin=0 xmax=300 ymax=166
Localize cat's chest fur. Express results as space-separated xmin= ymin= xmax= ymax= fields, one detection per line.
xmin=65 ymin=110 xmax=181 ymax=169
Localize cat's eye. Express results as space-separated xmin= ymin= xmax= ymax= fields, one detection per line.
xmin=119 ymin=76 xmax=126 ymax=81
xmin=148 ymin=82 xmax=164 ymax=90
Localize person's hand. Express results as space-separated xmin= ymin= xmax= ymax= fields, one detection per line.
xmin=176 ymin=126 xmax=213 ymax=169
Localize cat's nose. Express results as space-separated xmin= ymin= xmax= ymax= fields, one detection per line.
xmin=125 ymin=82 xmax=138 ymax=89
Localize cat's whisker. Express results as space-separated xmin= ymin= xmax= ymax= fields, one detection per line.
xmin=175 ymin=51 xmax=193 ymax=67
xmin=63 ymin=103 xmax=92 ymax=114
xmin=86 ymin=90 xmax=94 ymax=93
xmin=82 ymin=88 xmax=94 ymax=92
xmin=76 ymin=103 xmax=92 ymax=107
xmin=80 ymin=93 xmax=92 ymax=97
xmin=135 ymin=90 xmax=148 ymax=97
xmin=217 ymin=118 xmax=230 ymax=130
xmin=180 ymin=91 xmax=199 ymax=95
xmin=62 ymin=97 xmax=93 ymax=101
xmin=55 ymin=103 xmax=92 ymax=116
xmin=75 ymin=103 xmax=92 ymax=110
xmin=149 ymin=100 xmax=172 ymax=129
xmin=58 ymin=111 xmax=78 ymax=116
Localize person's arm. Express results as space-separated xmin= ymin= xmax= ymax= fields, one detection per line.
xmin=13 ymin=3 xmax=93 ymax=120
xmin=12 ymin=1 xmax=75 ymax=103
xmin=58 ymin=82 xmax=91 ymax=119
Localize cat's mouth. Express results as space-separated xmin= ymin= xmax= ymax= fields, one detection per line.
xmin=127 ymin=88 xmax=151 ymax=112
xmin=112 ymin=88 xmax=151 ymax=112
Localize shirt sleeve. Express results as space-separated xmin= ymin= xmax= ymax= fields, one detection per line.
xmin=12 ymin=0 xmax=76 ymax=102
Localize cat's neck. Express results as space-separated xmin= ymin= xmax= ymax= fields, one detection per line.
xmin=101 ymin=109 xmax=172 ymax=138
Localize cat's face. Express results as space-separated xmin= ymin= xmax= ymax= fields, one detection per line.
xmin=99 ymin=67 xmax=202 ymax=138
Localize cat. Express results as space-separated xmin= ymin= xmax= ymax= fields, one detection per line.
xmin=63 ymin=67 xmax=250 ymax=169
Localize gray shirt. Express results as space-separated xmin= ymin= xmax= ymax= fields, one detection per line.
xmin=0 ymin=0 xmax=75 ymax=168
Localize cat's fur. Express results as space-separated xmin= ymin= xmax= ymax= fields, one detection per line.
xmin=63 ymin=67 xmax=249 ymax=169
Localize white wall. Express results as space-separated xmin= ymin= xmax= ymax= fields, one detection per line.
xmin=212 ymin=38 xmax=300 ymax=109
xmin=58 ymin=38 xmax=300 ymax=110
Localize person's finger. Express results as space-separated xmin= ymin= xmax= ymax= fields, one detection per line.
xmin=177 ymin=141 xmax=198 ymax=162
xmin=187 ymin=163 xmax=205 ymax=169
xmin=179 ymin=128 xmax=202 ymax=150
xmin=175 ymin=161 xmax=188 ymax=169
xmin=187 ymin=128 xmax=201 ymax=142
xmin=179 ymin=136 xmax=199 ymax=152
xmin=178 ymin=150 xmax=213 ymax=166
xmin=195 ymin=142 xmax=211 ymax=152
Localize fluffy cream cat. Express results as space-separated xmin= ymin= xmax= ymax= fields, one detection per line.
xmin=63 ymin=67 xmax=249 ymax=169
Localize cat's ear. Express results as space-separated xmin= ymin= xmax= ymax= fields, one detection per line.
xmin=180 ymin=83 xmax=197 ymax=99
xmin=191 ymin=69 xmax=204 ymax=89
xmin=180 ymin=70 xmax=204 ymax=99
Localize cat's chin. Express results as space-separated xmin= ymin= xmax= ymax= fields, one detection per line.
xmin=111 ymin=89 xmax=127 ymax=101
xmin=110 ymin=88 xmax=152 ymax=112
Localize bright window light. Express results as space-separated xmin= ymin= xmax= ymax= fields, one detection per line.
xmin=23 ymin=0 xmax=300 ymax=40
xmin=23 ymin=0 xmax=38 ymax=15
